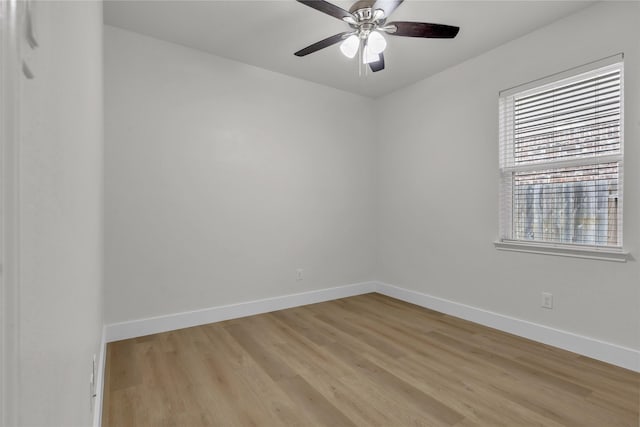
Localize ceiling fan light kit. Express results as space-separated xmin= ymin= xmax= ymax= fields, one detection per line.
xmin=294 ymin=0 xmax=460 ymax=74
xmin=363 ymin=45 xmax=380 ymax=64
xmin=340 ymin=34 xmax=360 ymax=58
xmin=367 ymin=31 xmax=387 ymax=55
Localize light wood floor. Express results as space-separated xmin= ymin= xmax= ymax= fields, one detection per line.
xmin=103 ymin=293 xmax=639 ymax=426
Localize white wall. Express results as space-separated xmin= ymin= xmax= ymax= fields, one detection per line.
xmin=18 ymin=1 xmax=103 ymax=425
xmin=104 ymin=26 xmax=376 ymax=324
xmin=105 ymin=2 xmax=638 ymax=355
xmin=376 ymin=1 xmax=639 ymax=350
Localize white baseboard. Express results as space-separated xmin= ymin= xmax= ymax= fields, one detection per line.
xmin=102 ymin=279 xmax=639 ymax=372
xmin=375 ymin=282 xmax=640 ymax=372
xmin=105 ymin=281 xmax=377 ymax=342
xmin=92 ymin=326 xmax=106 ymax=427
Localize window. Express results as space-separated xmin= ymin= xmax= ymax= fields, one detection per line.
xmin=498 ymin=56 xmax=625 ymax=259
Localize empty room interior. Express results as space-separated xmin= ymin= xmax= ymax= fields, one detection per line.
xmin=1 ymin=0 xmax=639 ymax=426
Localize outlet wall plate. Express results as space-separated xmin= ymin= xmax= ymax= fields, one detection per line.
xmin=541 ymin=292 xmax=553 ymax=309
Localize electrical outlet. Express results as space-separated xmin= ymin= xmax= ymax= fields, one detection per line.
xmin=541 ymin=292 xmax=553 ymax=309
xmin=296 ymin=268 xmax=303 ymax=281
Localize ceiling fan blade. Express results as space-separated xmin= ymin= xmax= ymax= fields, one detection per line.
xmin=294 ymin=32 xmax=350 ymax=57
xmin=387 ymin=21 xmax=460 ymax=38
xmin=372 ymin=0 xmax=404 ymax=19
xmin=296 ymin=0 xmax=356 ymax=21
xmin=369 ymin=53 xmax=385 ymax=72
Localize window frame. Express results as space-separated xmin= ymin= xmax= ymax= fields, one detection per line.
xmin=495 ymin=55 xmax=628 ymax=262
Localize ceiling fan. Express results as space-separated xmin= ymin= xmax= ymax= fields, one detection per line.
xmin=294 ymin=0 xmax=460 ymax=73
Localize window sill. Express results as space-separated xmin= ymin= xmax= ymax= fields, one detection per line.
xmin=494 ymin=240 xmax=629 ymax=262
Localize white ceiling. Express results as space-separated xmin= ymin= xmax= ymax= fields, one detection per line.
xmin=104 ymin=0 xmax=594 ymax=98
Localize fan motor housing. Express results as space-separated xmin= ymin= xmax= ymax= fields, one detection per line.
xmin=348 ymin=0 xmax=376 ymax=14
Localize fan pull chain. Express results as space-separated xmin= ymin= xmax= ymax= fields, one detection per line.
xmin=358 ymin=38 xmax=363 ymax=77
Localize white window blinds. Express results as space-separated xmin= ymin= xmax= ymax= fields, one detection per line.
xmin=499 ymin=58 xmax=623 ymax=248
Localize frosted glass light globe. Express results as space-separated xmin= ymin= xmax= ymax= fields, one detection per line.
xmin=363 ymin=45 xmax=380 ymax=64
xmin=367 ymin=31 xmax=387 ymax=55
xmin=340 ymin=35 xmax=360 ymax=59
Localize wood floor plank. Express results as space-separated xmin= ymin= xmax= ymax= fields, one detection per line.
xmin=323 ymin=340 xmax=465 ymax=426
xmin=198 ymin=325 xmax=316 ymax=426
xmin=265 ymin=312 xmax=438 ymax=425
xmin=103 ymin=294 xmax=640 ymax=426
xmin=224 ymin=322 xmax=357 ymax=426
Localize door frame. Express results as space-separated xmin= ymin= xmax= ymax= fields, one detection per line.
xmin=0 ymin=0 xmax=21 ymax=425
